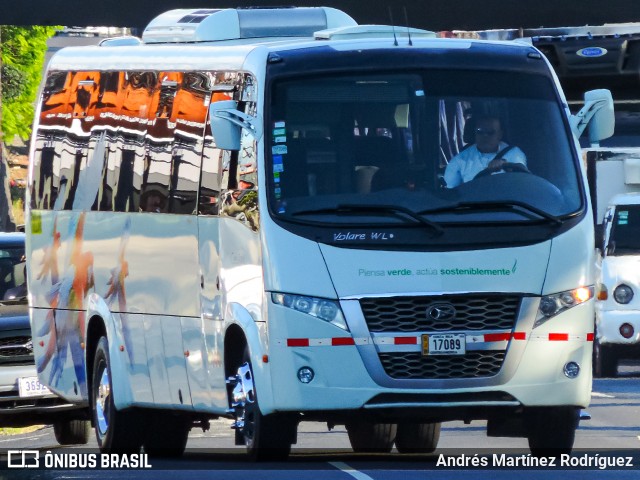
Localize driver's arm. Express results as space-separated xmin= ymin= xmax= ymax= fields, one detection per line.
xmin=444 ymin=157 xmax=463 ymax=188
xmin=488 ymin=158 xmax=507 ymax=169
xmin=489 ymin=148 xmax=527 ymax=170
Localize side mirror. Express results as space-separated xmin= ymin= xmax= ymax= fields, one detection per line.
xmin=209 ymin=100 xmax=263 ymax=151
xmin=570 ymin=89 xmax=615 ymax=144
xmin=585 ymin=89 xmax=615 ymax=144
xmin=594 ymin=223 xmax=604 ymax=253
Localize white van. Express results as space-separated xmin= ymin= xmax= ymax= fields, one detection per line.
xmin=595 ymin=192 xmax=640 ymax=376
xmin=26 ymin=7 xmax=613 ymax=458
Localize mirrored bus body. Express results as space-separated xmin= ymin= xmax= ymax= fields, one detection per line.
xmin=25 ymin=7 xmax=613 ymax=458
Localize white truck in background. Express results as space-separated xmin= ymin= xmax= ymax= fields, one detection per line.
xmin=586 ymin=147 xmax=640 ymax=377
xmin=441 ymin=24 xmax=640 ymax=377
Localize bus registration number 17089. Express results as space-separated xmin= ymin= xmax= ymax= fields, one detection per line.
xmin=422 ymin=334 xmax=466 ymax=356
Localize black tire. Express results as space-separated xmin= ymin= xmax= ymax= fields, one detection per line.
xmin=143 ymin=413 xmax=190 ymax=458
xmin=346 ymin=422 xmax=397 ymax=453
xmin=593 ymin=336 xmax=617 ymax=378
xmin=395 ymin=422 xmax=441 ymax=454
xmin=232 ymin=348 xmax=296 ymax=461
xmin=91 ymin=336 xmax=143 ymax=453
xmin=526 ymin=407 xmax=579 ymax=457
xmin=53 ymin=419 xmax=91 ymax=445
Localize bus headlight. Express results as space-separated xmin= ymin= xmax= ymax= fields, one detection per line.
xmin=534 ymin=286 xmax=594 ymax=328
xmin=613 ymin=284 xmax=634 ymax=304
xmin=271 ymin=293 xmax=348 ymax=330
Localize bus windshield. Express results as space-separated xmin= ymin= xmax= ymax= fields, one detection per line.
xmin=267 ymin=70 xmax=582 ymax=228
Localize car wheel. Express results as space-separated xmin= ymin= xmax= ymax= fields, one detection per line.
xmin=395 ymin=422 xmax=441 ymax=453
xmin=231 ymin=348 xmax=295 ymax=461
xmin=526 ymin=407 xmax=579 ymax=457
xmin=91 ymin=336 xmax=143 ymax=452
xmin=143 ymin=413 xmax=190 ymax=458
xmin=593 ymin=335 xmax=617 ymax=378
xmin=346 ymin=422 xmax=397 ymax=453
xmin=53 ymin=419 xmax=91 ymax=445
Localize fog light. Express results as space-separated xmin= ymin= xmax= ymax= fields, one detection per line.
xmin=620 ymin=323 xmax=635 ymax=339
xmin=297 ymin=367 xmax=314 ymax=384
xmin=564 ymin=362 xmax=580 ymax=378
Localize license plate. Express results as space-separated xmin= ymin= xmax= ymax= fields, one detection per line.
xmin=18 ymin=376 xmax=52 ymax=398
xmin=422 ymin=334 xmax=466 ymax=356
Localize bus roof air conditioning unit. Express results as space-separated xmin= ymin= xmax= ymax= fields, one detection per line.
xmin=142 ymin=7 xmax=358 ymax=44
xmin=314 ymin=25 xmax=436 ymax=41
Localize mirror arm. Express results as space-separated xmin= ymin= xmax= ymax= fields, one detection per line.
xmin=570 ymin=99 xmax=608 ymax=138
xmin=213 ymin=109 xmax=263 ymax=141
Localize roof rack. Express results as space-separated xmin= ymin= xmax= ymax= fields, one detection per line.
xmin=142 ymin=7 xmax=357 ymax=44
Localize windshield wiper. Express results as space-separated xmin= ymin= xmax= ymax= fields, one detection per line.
xmin=419 ymin=201 xmax=564 ymax=226
xmin=291 ymin=204 xmax=444 ymax=236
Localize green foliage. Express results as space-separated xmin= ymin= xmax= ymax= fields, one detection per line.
xmin=1 ymin=64 xmax=26 ymax=101
xmin=1 ymin=26 xmax=60 ymax=140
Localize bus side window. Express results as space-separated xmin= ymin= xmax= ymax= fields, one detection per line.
xmin=199 ymin=124 xmax=222 ymax=215
xmin=113 ymin=150 xmax=137 ymax=212
xmin=164 ymin=72 xmax=209 ymax=215
xmin=31 ymin=147 xmax=57 ymax=210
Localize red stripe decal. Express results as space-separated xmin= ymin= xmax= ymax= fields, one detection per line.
xmin=586 ymin=333 xmax=594 ymax=342
xmin=549 ymin=333 xmax=569 ymax=341
xmin=332 ymin=337 xmax=355 ymax=346
xmin=512 ymin=332 xmax=526 ymax=340
xmin=484 ymin=333 xmax=511 ymax=342
xmin=394 ymin=337 xmax=418 ymax=345
xmin=287 ymin=338 xmax=309 ymax=347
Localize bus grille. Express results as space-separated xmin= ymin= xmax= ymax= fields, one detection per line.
xmin=379 ymin=351 xmax=506 ymax=379
xmin=359 ymin=295 xmax=521 ymax=332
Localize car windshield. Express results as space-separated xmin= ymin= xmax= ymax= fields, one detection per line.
xmin=608 ymin=205 xmax=640 ymax=255
xmin=0 ymin=244 xmax=26 ymax=300
xmin=267 ymin=70 xmax=582 ymax=226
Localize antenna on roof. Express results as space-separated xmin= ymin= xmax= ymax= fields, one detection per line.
xmin=403 ymin=6 xmax=413 ymax=46
xmin=388 ymin=6 xmax=398 ymax=46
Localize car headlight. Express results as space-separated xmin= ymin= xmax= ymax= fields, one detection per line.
xmin=534 ymin=286 xmax=594 ymax=328
xmin=613 ymin=284 xmax=634 ymax=304
xmin=271 ymin=293 xmax=348 ymax=330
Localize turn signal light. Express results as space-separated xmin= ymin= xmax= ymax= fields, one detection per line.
xmin=597 ymin=284 xmax=608 ymax=301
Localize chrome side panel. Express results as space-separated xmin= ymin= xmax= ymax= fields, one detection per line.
xmin=198 ymin=216 xmax=228 ymax=412
xmin=28 ymin=211 xmax=201 ymax=409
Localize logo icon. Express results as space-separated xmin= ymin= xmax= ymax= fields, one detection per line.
xmin=576 ymin=47 xmax=608 ymax=58
xmin=8 ymin=450 xmax=39 ymax=468
xmin=426 ymin=303 xmax=456 ymax=321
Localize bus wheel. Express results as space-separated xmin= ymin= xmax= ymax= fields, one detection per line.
xmin=395 ymin=422 xmax=441 ymax=453
xmin=593 ymin=336 xmax=617 ymax=378
xmin=143 ymin=413 xmax=190 ymax=457
xmin=346 ymin=422 xmax=397 ymax=453
xmin=92 ymin=336 xmax=143 ymax=453
xmin=231 ymin=351 xmax=294 ymax=461
xmin=526 ymin=407 xmax=579 ymax=457
xmin=53 ymin=419 xmax=91 ymax=445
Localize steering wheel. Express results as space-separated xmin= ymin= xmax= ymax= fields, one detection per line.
xmin=473 ymin=161 xmax=530 ymax=180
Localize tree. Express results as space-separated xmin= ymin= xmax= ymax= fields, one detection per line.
xmin=0 ymin=25 xmax=58 ymax=231
xmin=1 ymin=25 xmax=59 ymax=140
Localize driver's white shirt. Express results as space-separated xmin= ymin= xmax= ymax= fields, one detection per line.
xmin=444 ymin=142 xmax=527 ymax=188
